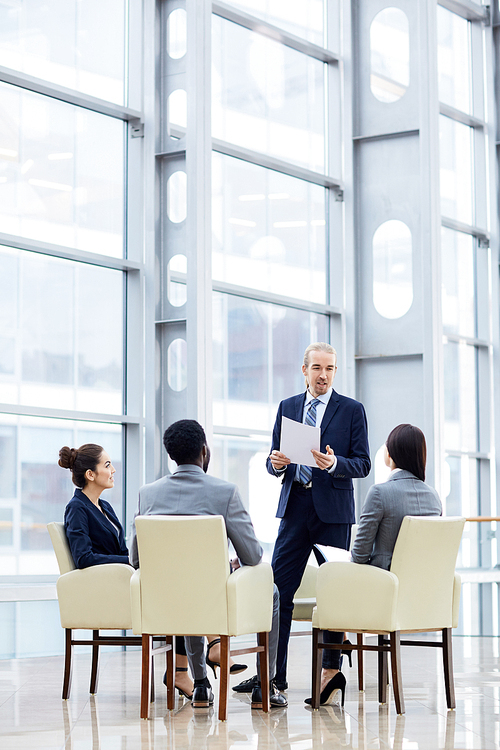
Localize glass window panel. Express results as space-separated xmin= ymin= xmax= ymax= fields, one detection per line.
xmin=226 ymin=1 xmax=325 ymax=46
xmin=372 ymin=220 xmax=413 ymax=318
xmin=167 ymin=8 xmax=187 ymax=59
xmin=437 ymin=6 xmax=471 ymax=114
xmin=211 ymin=434 xmax=278 ymax=557
xmin=370 ymin=8 xmax=410 ymax=103
xmin=0 ymin=415 xmax=122 ymax=575
xmin=443 ymin=340 xmax=477 ymax=452
xmin=213 ymin=292 xmax=329 ymax=431
xmin=0 ymin=82 xmax=125 ymax=257
xmin=443 ymin=455 xmax=478 ymax=569
xmin=441 ymin=228 xmax=475 ymax=338
xmin=0 ymin=247 xmax=123 ymax=415
xmin=212 ymin=16 xmax=325 ymax=173
xmin=439 ymin=116 xmax=473 ymax=225
xmin=0 ymin=0 xmax=126 ymax=105
xmin=212 ymin=153 xmax=326 ymax=303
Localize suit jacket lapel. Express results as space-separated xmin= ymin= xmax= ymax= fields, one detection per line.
xmin=320 ymin=390 xmax=340 ymax=434
xmin=293 ymin=392 xmax=306 ymax=422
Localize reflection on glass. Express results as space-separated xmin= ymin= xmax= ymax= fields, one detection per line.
xmin=0 ymin=83 xmax=125 ymax=257
xmin=443 ymin=340 xmax=477 ymax=452
xmin=227 ymin=0 xmax=325 ymax=46
xmin=213 ymin=292 xmax=328 ymax=431
xmin=437 ymin=6 xmax=471 ymax=114
xmin=167 ymin=89 xmax=187 ymax=139
xmin=439 ymin=116 xmax=473 ymax=225
xmin=441 ymin=228 xmax=475 ymax=338
xmin=167 ymin=254 xmax=187 ymax=307
xmin=167 ymin=8 xmax=187 ymax=59
xmin=167 ymin=171 xmax=187 ymax=224
xmin=211 ymin=435 xmax=279 ymax=555
xmin=0 ymin=0 xmax=126 ymax=105
xmin=212 ymin=153 xmax=326 ymax=303
xmin=0 ymin=415 xmax=122 ymax=575
xmin=0 ymin=246 xmax=123 ymax=414
xmin=370 ymin=8 xmax=410 ymax=103
xmin=168 ymin=338 xmax=187 ymax=391
xmin=372 ymin=220 xmax=412 ymax=319
xmin=212 ymin=16 xmax=325 ymax=173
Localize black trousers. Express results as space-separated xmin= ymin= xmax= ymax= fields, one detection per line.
xmin=271 ymin=483 xmax=351 ymax=683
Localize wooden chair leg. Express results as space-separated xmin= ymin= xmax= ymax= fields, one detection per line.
xmin=442 ymin=628 xmax=456 ymax=709
xmin=258 ymin=631 xmax=270 ymax=713
xmin=141 ymin=635 xmax=152 ymax=720
xmin=218 ymin=635 xmax=230 ymax=722
xmin=378 ymin=635 xmax=387 ymax=704
xmin=166 ymin=636 xmax=175 ymax=710
xmin=311 ymin=628 xmax=322 ymax=709
xmin=90 ymin=630 xmax=100 ymax=695
xmin=62 ymin=628 xmax=73 ymax=700
xmin=357 ymin=633 xmax=364 ymax=691
xmin=390 ymin=631 xmax=405 ymax=715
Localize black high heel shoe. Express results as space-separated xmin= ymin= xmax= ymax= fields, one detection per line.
xmin=206 ymin=638 xmax=248 ymax=679
xmin=304 ymin=672 xmax=346 ymax=707
xmin=163 ymin=666 xmax=193 ymax=699
xmin=342 ymin=639 xmax=353 ymax=668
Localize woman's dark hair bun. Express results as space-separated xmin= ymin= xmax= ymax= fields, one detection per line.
xmin=58 ymin=446 xmax=78 ymax=470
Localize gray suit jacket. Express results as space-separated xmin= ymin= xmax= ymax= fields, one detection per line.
xmin=351 ymin=470 xmax=442 ymax=570
xmin=129 ymin=464 xmax=263 ymax=569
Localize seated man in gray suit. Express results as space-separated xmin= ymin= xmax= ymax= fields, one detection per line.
xmin=129 ymin=419 xmax=286 ymax=709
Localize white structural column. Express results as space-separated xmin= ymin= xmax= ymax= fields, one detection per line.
xmin=186 ymin=0 xmax=213 ymax=439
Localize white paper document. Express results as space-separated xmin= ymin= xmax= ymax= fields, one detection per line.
xmin=280 ymin=416 xmax=320 ymax=467
xmin=315 ymin=544 xmax=351 ymax=563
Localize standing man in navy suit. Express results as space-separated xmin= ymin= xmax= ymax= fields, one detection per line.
xmin=267 ymin=342 xmax=371 ymax=695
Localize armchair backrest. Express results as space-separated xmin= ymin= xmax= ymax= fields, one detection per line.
xmin=134 ymin=515 xmax=231 ymax=635
xmin=47 ymin=522 xmax=76 ymax=574
xmin=390 ymin=515 xmax=465 ymax=631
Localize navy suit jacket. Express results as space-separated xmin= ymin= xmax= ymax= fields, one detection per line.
xmin=266 ymin=390 xmax=371 ymax=524
xmin=64 ymin=488 xmax=129 ymax=569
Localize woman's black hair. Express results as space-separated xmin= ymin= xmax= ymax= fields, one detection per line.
xmin=58 ymin=444 xmax=104 ymax=488
xmin=386 ymin=424 xmax=426 ymax=482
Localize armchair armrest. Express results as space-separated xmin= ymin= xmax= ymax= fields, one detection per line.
xmin=227 ymin=563 xmax=273 ymax=636
xmin=130 ymin=569 xmax=142 ymax=634
xmin=314 ymin=562 xmax=399 ymax=632
xmin=56 ymin=563 xmax=135 ymax=630
xmin=452 ymin=573 xmax=461 ymax=629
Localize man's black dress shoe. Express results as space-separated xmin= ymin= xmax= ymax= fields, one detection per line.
xmin=233 ymin=674 xmax=259 ymax=693
xmin=192 ymin=680 xmax=214 ymax=708
xmin=251 ymin=681 xmax=288 ymax=709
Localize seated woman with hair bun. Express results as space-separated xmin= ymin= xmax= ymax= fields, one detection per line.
xmin=58 ymin=444 xmax=129 ymax=569
xmin=58 ymin=443 xmax=195 ymax=700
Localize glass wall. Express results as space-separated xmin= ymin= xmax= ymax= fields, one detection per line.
xmin=209 ymin=2 xmax=338 ymax=555
xmin=437 ymin=4 xmax=494 ymax=635
xmin=0 ymin=0 xmax=140 ymax=630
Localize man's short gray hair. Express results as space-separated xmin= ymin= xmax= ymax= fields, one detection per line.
xmin=303 ymin=342 xmax=337 ymax=368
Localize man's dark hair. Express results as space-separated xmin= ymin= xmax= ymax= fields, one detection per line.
xmin=386 ymin=423 xmax=427 ymax=482
xmin=163 ymin=419 xmax=207 ymax=465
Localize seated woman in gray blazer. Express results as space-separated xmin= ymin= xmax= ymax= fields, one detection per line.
xmin=351 ymin=424 xmax=442 ymax=571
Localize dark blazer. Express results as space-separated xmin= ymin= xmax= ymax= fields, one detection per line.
xmin=266 ymin=389 xmax=371 ymax=524
xmin=351 ymin=469 xmax=442 ymax=570
xmin=64 ymin=488 xmax=129 ymax=569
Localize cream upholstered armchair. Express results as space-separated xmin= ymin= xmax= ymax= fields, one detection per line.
xmin=131 ymin=515 xmax=274 ymax=721
xmin=48 ymin=522 xmax=139 ymax=700
xmin=310 ymin=515 xmax=465 ymax=714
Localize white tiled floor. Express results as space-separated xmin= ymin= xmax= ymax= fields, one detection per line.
xmin=1 ymin=634 xmax=500 ymax=749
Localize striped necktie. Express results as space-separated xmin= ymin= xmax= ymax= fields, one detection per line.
xmin=298 ymin=398 xmax=321 ymax=485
